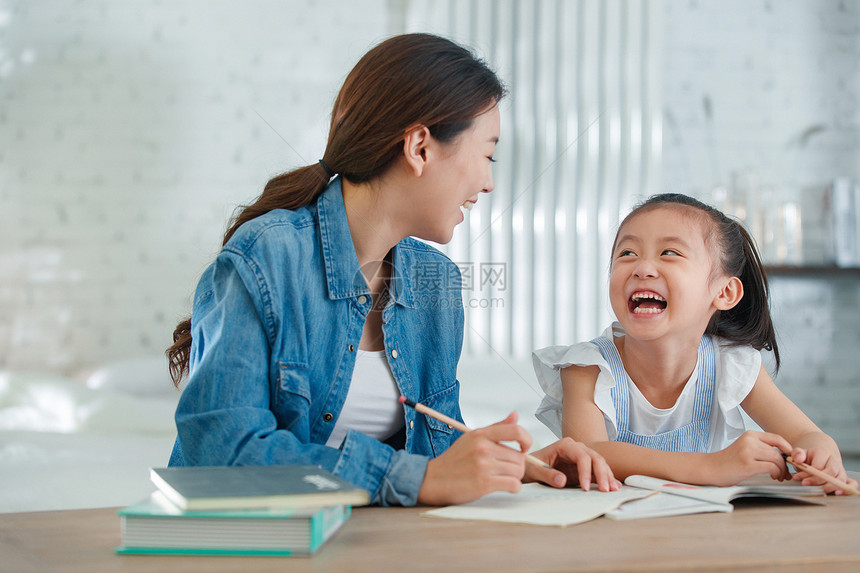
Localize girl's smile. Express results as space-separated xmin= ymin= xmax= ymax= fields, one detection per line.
xmin=628 ymin=290 xmax=667 ymax=315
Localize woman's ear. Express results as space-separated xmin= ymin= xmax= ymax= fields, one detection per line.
xmin=713 ymin=276 xmax=743 ymax=311
xmin=402 ymin=125 xmax=432 ymax=177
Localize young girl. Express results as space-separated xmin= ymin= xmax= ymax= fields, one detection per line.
xmin=534 ymin=193 xmax=857 ymax=494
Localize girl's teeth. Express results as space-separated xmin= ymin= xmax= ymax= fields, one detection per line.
xmin=462 ymin=202 xmax=473 ymax=211
xmin=633 ymin=306 xmax=664 ymax=314
xmin=631 ymin=292 xmax=665 ymax=301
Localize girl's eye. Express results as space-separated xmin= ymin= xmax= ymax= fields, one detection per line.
xmin=488 ymin=156 xmax=497 ymax=163
xmin=662 ymin=249 xmax=680 ymax=256
xmin=617 ymin=249 xmax=635 ymax=258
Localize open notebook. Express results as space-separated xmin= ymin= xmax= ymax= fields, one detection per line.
xmin=606 ymin=475 xmax=826 ymax=520
xmin=423 ymin=484 xmax=652 ymax=527
xmin=423 ymin=477 xmax=826 ymax=526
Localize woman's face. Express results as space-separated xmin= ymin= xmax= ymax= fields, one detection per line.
xmin=409 ymin=105 xmax=500 ymax=244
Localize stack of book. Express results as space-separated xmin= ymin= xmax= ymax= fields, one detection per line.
xmin=116 ymin=465 xmax=370 ymax=556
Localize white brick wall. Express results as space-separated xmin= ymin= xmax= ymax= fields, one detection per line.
xmin=1 ymin=0 xmax=393 ymax=374
xmin=662 ymin=0 xmax=860 ymax=195
xmin=768 ymin=276 xmax=860 ymax=452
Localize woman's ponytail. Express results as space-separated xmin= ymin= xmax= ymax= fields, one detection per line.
xmin=165 ymin=162 xmax=331 ymax=387
xmin=223 ymin=164 xmax=332 ymax=245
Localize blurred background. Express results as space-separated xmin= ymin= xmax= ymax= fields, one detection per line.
xmin=1 ymin=0 xmax=859 ymax=510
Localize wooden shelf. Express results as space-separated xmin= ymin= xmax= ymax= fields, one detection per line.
xmin=765 ymin=265 xmax=860 ymax=276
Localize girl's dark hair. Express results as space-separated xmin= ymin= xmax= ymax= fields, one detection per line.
xmin=166 ymin=33 xmax=506 ymax=386
xmin=616 ymin=193 xmax=780 ymax=371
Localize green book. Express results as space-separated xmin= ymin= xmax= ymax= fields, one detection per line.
xmin=116 ymin=492 xmax=351 ymax=556
xmin=149 ymin=464 xmax=370 ymax=511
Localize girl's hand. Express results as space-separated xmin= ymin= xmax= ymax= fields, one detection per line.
xmin=789 ymin=447 xmax=859 ymax=495
xmin=526 ymin=437 xmax=622 ymax=492
xmin=709 ymin=430 xmax=792 ymax=485
xmin=417 ymin=412 xmax=532 ymax=506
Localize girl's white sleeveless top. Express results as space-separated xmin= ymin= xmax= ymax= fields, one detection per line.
xmin=532 ymin=322 xmax=762 ymax=453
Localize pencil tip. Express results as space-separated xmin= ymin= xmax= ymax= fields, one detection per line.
xmin=398 ymin=395 xmax=406 ymax=403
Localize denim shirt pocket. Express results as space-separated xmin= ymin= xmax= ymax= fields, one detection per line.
xmin=420 ymin=382 xmax=460 ymax=456
xmin=275 ymin=361 xmax=311 ymax=435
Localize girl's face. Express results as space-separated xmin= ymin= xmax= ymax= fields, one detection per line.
xmin=609 ymin=206 xmax=728 ymax=342
xmin=408 ymin=105 xmax=499 ymax=244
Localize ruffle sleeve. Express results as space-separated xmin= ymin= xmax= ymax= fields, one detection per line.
xmin=712 ymin=337 xmax=761 ymax=447
xmin=532 ymin=325 xmax=620 ymax=439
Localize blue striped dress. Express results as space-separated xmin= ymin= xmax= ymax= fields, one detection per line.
xmin=590 ymin=334 xmax=716 ymax=453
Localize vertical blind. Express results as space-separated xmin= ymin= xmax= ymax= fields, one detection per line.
xmin=403 ymin=0 xmax=662 ymax=357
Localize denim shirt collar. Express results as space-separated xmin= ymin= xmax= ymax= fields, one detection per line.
xmin=316 ymin=178 xmax=416 ymax=308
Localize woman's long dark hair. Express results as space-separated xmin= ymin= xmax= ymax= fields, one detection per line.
xmin=167 ymin=33 xmax=506 ymax=386
xmin=615 ymin=193 xmax=780 ymax=371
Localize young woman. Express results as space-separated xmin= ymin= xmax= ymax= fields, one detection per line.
xmin=167 ymin=33 xmax=618 ymax=507
xmin=534 ymin=193 xmax=857 ymax=493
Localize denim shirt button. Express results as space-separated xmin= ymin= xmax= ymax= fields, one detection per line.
xmin=409 ymin=420 xmax=414 ymax=430
xmin=357 ymin=295 xmax=367 ymax=305
xmin=323 ymin=413 xmax=334 ymax=422
xmin=348 ymin=344 xmax=355 ymax=352
xmin=391 ymin=349 xmax=399 ymax=359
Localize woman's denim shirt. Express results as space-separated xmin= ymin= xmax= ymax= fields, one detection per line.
xmin=169 ymin=178 xmax=465 ymax=506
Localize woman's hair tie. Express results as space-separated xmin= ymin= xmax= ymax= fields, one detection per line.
xmin=318 ymin=159 xmax=335 ymax=179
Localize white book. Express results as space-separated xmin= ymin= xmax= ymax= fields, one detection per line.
xmin=854 ymin=181 xmax=860 ymax=266
xmin=830 ymin=178 xmax=858 ymax=267
xmin=150 ymin=465 xmax=369 ymax=511
xmin=606 ymin=475 xmax=826 ymax=520
xmin=117 ymin=491 xmax=350 ymax=556
xmin=606 ymin=490 xmax=732 ymax=520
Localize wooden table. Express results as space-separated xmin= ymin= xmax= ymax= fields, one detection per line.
xmin=3 ymin=490 xmax=859 ymax=572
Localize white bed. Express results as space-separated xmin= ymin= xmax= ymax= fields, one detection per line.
xmin=0 ymin=356 xmax=554 ymax=513
xmin=0 ymin=358 xmax=179 ymax=513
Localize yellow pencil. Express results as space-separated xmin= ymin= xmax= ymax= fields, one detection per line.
xmin=786 ymin=456 xmax=859 ymax=496
xmin=398 ymin=396 xmax=552 ymax=469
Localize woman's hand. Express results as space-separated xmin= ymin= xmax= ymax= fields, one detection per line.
xmin=707 ymin=430 xmax=792 ymax=486
xmin=789 ymin=446 xmax=859 ymax=495
xmin=416 ymin=412 xmax=532 ymax=506
xmin=526 ymin=437 xmax=621 ymax=492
